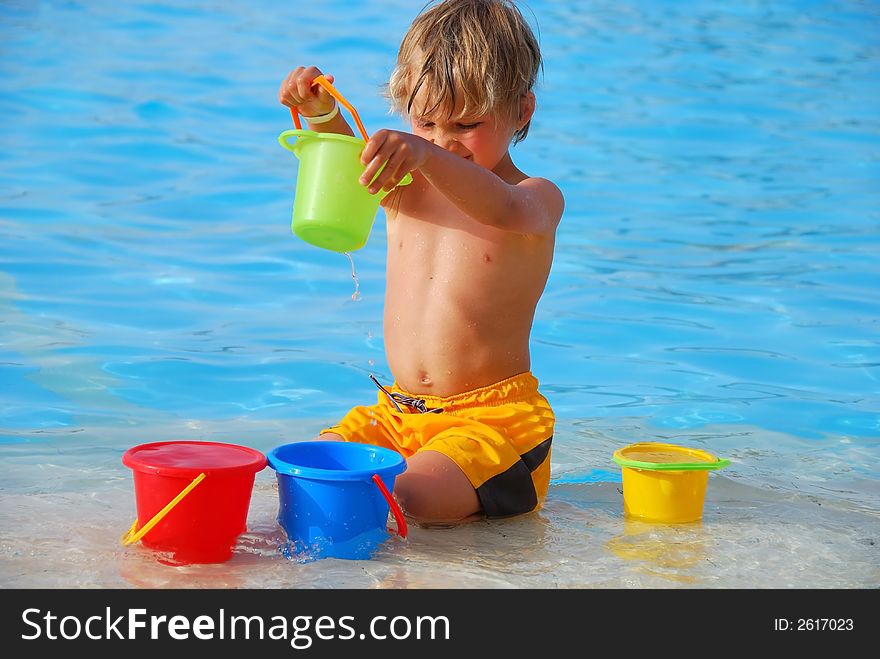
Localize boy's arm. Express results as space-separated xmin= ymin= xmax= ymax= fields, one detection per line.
xmin=360 ymin=130 xmax=563 ymax=235
xmin=418 ymin=141 xmax=563 ymax=235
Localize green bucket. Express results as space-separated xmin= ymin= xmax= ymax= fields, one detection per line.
xmin=278 ymin=129 xmax=412 ymax=253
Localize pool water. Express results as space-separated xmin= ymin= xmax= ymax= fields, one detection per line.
xmin=1 ymin=0 xmax=878 ymax=588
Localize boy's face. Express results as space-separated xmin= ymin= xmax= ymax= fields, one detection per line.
xmin=408 ymin=92 xmax=529 ymax=172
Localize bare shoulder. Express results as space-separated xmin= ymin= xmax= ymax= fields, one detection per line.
xmin=513 ymin=175 xmax=565 ymax=234
xmin=518 ymin=175 xmax=564 ymax=209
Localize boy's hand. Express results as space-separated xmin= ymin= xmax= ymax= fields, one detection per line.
xmin=278 ymin=66 xmax=336 ymax=118
xmin=359 ymin=130 xmax=431 ymax=195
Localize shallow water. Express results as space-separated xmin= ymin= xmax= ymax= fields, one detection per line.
xmin=1 ymin=0 xmax=878 ymax=588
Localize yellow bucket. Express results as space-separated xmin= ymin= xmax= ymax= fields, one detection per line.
xmin=612 ymin=442 xmax=730 ymax=523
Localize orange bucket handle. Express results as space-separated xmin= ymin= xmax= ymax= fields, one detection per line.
xmin=121 ymin=472 xmax=206 ymax=546
xmin=289 ymin=75 xmax=370 ymax=142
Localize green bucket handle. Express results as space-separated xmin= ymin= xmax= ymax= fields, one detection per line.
xmin=278 ymin=128 xmax=322 ymax=155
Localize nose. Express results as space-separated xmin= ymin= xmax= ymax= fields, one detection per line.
xmin=431 ymin=131 xmax=456 ymax=151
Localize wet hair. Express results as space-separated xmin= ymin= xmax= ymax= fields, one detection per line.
xmin=387 ymin=0 xmax=542 ymax=144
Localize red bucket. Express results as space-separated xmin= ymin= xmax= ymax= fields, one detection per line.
xmin=122 ymin=441 xmax=266 ymax=565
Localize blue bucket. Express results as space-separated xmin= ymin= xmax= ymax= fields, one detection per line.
xmin=267 ymin=441 xmax=408 ymax=560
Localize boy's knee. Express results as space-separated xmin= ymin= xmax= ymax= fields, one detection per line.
xmin=392 ymin=461 xmax=482 ymax=525
xmin=394 ymin=486 xmax=467 ymax=525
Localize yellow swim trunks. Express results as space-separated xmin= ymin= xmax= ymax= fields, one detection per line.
xmin=320 ymin=372 xmax=555 ymax=519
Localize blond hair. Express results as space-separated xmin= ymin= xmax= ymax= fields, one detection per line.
xmin=387 ymin=0 xmax=542 ymax=144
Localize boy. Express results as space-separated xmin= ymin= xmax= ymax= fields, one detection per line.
xmin=278 ymin=0 xmax=564 ymax=524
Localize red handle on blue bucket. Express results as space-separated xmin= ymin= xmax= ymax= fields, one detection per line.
xmin=372 ymin=473 xmax=407 ymax=539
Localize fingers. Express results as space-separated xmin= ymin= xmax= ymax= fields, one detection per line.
xmin=278 ymin=66 xmax=335 ymax=116
xmin=363 ymin=158 xmax=406 ymax=195
xmin=295 ymin=67 xmax=317 ymax=105
xmin=381 ymin=162 xmax=410 ymax=193
xmin=360 ymin=131 xmax=399 ymax=194
xmin=359 ymin=129 xmax=388 ymax=167
xmin=358 ymin=130 xmax=421 ymax=194
xmin=278 ymin=67 xmax=307 ymax=106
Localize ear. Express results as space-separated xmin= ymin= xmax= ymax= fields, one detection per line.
xmin=518 ymin=91 xmax=536 ymax=130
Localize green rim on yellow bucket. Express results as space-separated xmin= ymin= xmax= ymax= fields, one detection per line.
xmin=613 ymin=442 xmax=730 ymax=471
xmin=613 ymin=442 xmax=730 ymax=523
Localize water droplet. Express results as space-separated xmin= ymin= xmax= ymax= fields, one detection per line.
xmin=343 ymin=251 xmax=361 ymax=301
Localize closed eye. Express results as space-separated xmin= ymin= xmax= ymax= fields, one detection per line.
xmin=458 ymin=122 xmax=480 ymax=130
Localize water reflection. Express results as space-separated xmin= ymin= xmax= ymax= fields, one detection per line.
xmin=605 ymin=518 xmax=710 ymax=584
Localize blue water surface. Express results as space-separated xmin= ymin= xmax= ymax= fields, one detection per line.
xmin=1 ymin=0 xmax=878 ymax=588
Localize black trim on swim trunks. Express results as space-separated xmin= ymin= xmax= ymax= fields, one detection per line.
xmin=520 ymin=437 xmax=552 ymax=472
xmin=476 ymin=435 xmax=553 ymax=519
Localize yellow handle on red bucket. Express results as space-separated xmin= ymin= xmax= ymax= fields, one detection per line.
xmin=121 ymin=472 xmax=206 ymax=546
xmin=289 ymin=75 xmax=370 ymax=142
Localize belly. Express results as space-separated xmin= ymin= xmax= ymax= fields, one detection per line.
xmin=382 ymin=276 xmax=533 ymax=396
xmin=380 ymin=200 xmax=550 ymax=395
